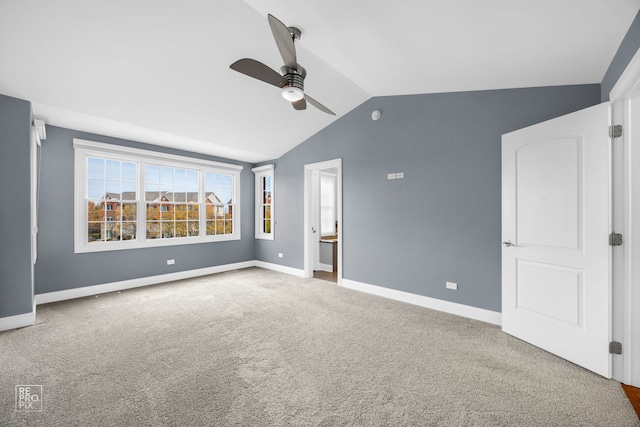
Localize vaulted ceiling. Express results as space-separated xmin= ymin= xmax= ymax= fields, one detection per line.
xmin=0 ymin=0 xmax=638 ymax=163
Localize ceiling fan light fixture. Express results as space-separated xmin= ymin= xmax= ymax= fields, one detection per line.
xmin=281 ymin=86 xmax=304 ymax=102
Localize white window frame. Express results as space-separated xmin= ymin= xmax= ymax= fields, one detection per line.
xmin=74 ymin=139 xmax=242 ymax=253
xmin=252 ymin=164 xmax=275 ymax=240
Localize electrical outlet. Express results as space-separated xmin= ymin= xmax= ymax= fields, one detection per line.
xmin=387 ymin=173 xmax=396 ymax=180
xmin=396 ymin=172 xmax=404 ymax=179
xmin=446 ymin=281 xmax=458 ymax=290
xmin=167 ymin=259 xmax=175 ymax=265
xmin=278 ymin=253 xmax=283 ymax=258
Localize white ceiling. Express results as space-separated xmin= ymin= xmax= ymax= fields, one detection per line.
xmin=0 ymin=0 xmax=638 ymax=163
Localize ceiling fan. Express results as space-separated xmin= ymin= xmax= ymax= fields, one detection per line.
xmin=230 ymin=14 xmax=335 ymax=115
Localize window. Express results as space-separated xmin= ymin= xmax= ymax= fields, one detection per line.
xmin=144 ymin=165 xmax=200 ymax=239
xmin=86 ymin=157 xmax=137 ymax=243
xmin=74 ymin=139 xmax=242 ymax=253
xmin=252 ymin=164 xmax=274 ymax=240
xmin=320 ymin=172 xmax=337 ymax=236
xmin=205 ymin=172 xmax=235 ymax=236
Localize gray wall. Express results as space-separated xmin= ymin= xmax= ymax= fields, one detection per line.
xmin=34 ymin=126 xmax=255 ymax=294
xmin=255 ymin=85 xmax=601 ymax=312
xmin=0 ymin=94 xmax=33 ymax=317
xmin=601 ymin=9 xmax=640 ymax=101
xmin=319 ymin=241 xmax=333 ymax=266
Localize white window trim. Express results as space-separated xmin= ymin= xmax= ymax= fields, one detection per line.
xmin=252 ymin=164 xmax=275 ymax=240
xmin=74 ymin=139 xmax=242 ymax=253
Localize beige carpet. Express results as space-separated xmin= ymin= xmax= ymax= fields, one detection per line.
xmin=1 ymin=267 xmax=637 ymax=426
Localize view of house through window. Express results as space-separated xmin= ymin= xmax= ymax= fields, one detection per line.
xmin=76 ymin=139 xmax=241 ymax=253
xmin=205 ymin=172 xmax=234 ymax=236
xmin=87 ymin=161 xmax=236 ymax=242
xmin=144 ymin=165 xmax=200 ymax=239
xmin=87 ymin=157 xmax=137 ymax=242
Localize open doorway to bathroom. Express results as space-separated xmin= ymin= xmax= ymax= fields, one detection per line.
xmin=304 ymin=159 xmax=342 ymax=283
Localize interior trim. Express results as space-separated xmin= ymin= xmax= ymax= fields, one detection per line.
xmin=253 ymin=261 xmax=305 ymax=277
xmin=35 ymin=261 xmax=256 ymax=305
xmin=0 ymin=309 xmax=36 ymax=332
xmin=29 ymin=262 xmax=500 ymax=331
xmin=35 ymin=261 xmax=305 ymax=306
xmin=341 ymin=278 xmax=502 ymax=325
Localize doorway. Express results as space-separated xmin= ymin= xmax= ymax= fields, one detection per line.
xmin=304 ymin=159 xmax=342 ymax=283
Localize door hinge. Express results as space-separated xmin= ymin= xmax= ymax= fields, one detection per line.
xmin=609 ymin=233 xmax=623 ymax=246
xmin=609 ymin=341 xmax=623 ymax=355
xmin=609 ymin=125 xmax=623 ymax=138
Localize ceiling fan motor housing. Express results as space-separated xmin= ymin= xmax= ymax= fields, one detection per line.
xmin=280 ymin=65 xmax=305 ymax=91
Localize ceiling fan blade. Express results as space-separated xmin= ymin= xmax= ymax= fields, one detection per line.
xmin=304 ymin=95 xmax=336 ymax=115
xmin=268 ymin=14 xmax=297 ymax=69
xmin=292 ymin=99 xmax=306 ymax=110
xmin=230 ymin=58 xmax=286 ymax=88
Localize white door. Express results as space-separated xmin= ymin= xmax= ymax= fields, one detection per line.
xmin=502 ymin=102 xmax=611 ymax=377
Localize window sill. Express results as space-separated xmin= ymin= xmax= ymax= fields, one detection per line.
xmin=75 ymin=234 xmax=240 ymax=254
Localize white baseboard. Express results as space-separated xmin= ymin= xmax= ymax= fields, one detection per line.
xmin=0 ymin=309 xmax=36 ymax=332
xmin=31 ymin=262 xmax=499 ymax=329
xmin=318 ymin=263 xmax=334 ymax=273
xmin=35 ymin=261 xmax=255 ymax=305
xmin=35 ymin=260 xmax=305 ymax=305
xmin=253 ymin=261 xmax=306 ymax=277
xmin=341 ymin=278 xmax=502 ymax=326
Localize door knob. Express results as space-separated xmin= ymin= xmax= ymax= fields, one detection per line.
xmin=502 ymin=240 xmax=514 ymax=247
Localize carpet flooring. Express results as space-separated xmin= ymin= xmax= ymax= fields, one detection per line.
xmin=1 ymin=267 xmax=638 ymax=426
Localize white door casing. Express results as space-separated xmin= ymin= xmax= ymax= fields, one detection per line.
xmin=311 ymin=170 xmax=320 ymax=270
xmin=610 ymin=46 xmax=640 ymax=387
xmin=626 ymin=95 xmax=640 ymax=386
xmin=502 ymin=102 xmax=611 ymax=377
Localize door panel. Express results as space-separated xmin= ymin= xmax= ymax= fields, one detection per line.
xmin=516 ymin=137 xmax=581 ymax=249
xmin=502 ymin=102 xmax=611 ymax=377
xmin=516 ymin=261 xmax=582 ymax=325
